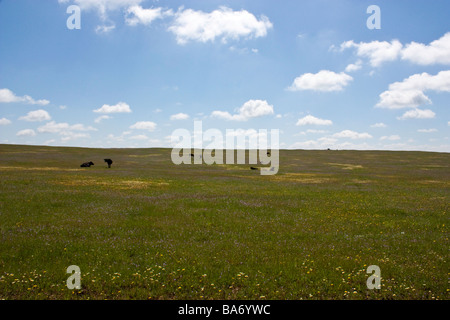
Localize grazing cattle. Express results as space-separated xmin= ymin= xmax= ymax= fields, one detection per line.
xmin=250 ymin=167 xmax=259 ymax=170
xmin=80 ymin=161 xmax=94 ymax=168
xmin=104 ymin=159 xmax=113 ymax=168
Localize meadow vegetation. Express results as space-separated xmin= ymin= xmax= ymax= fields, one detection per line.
xmin=0 ymin=144 xmax=448 ymax=300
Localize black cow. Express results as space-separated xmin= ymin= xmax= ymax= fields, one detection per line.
xmin=250 ymin=167 xmax=259 ymax=170
xmin=104 ymin=159 xmax=113 ymax=168
xmin=80 ymin=161 xmax=94 ymax=168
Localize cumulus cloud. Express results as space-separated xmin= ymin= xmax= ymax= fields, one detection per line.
xmin=37 ymin=120 xmax=96 ymax=141
xmin=16 ymin=129 xmax=36 ymax=137
xmin=288 ymin=70 xmax=353 ymax=92
xmin=401 ymin=32 xmax=450 ymax=65
xmin=19 ymin=109 xmax=51 ymax=122
xmin=388 ymin=70 xmax=450 ymax=92
xmin=170 ymin=113 xmax=189 ymax=120
xmin=339 ymin=33 xmax=450 ymax=67
xmin=94 ymin=115 xmax=111 ymax=123
xmin=377 ymin=70 xmax=450 ymax=109
xmin=0 ymin=88 xmax=49 ymax=105
xmin=397 ymin=108 xmax=436 ymax=120
xmin=332 ymin=130 xmax=372 ymax=139
xmin=370 ymin=122 xmax=387 ymax=128
xmin=60 ymin=133 xmax=91 ymax=141
xmin=38 ymin=121 xmax=70 ymax=134
xmin=0 ymin=118 xmax=11 ymax=125
xmin=211 ymin=99 xmax=274 ymax=121
xmin=296 ymin=115 xmax=333 ymax=126
xmin=125 ymin=5 xmax=172 ymax=26
xmin=129 ymin=121 xmax=157 ymax=131
xmin=417 ymin=128 xmax=437 ymax=133
xmin=38 ymin=121 xmax=97 ymax=138
xmin=340 ymin=39 xmax=402 ymax=67
xmin=93 ymin=102 xmax=132 ymax=114
xmin=95 ymin=24 xmax=116 ymax=34
xmin=345 ymin=60 xmax=363 ymax=72
xmin=377 ymin=89 xmax=431 ymax=110
xmin=380 ymin=135 xmax=401 ymax=141
xmin=168 ymin=6 xmax=273 ymax=45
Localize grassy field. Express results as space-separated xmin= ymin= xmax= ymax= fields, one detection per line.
xmin=0 ymin=144 xmax=448 ymax=300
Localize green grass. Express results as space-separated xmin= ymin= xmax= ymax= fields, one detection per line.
xmin=0 ymin=144 xmax=448 ymax=300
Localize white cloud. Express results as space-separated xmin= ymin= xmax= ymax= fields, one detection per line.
xmin=397 ymin=108 xmax=436 ymax=120
xmin=93 ymin=102 xmax=132 ymax=114
xmin=16 ymin=129 xmax=36 ymax=137
xmin=339 ymin=33 xmax=450 ymax=67
xmin=377 ymin=89 xmax=431 ymax=109
xmin=125 ymin=5 xmax=172 ymax=26
xmin=370 ymin=122 xmax=387 ymax=128
xmin=417 ymin=128 xmax=437 ymax=133
xmin=94 ymin=115 xmax=111 ymax=123
xmin=37 ymin=121 xmax=96 ymax=142
xmin=296 ymin=115 xmax=332 ymax=126
xmin=129 ymin=121 xmax=157 ymax=131
xmin=377 ymin=70 xmax=450 ymax=109
xmin=401 ymin=32 xmax=450 ymax=65
xmin=380 ymin=135 xmax=401 ymax=141
xmin=306 ymin=129 xmax=329 ymax=134
xmin=95 ymin=24 xmax=116 ymax=34
xmin=288 ymin=70 xmax=353 ymax=92
xmin=345 ymin=60 xmax=362 ymax=72
xmin=211 ymin=99 xmax=274 ymax=121
xmin=60 ymin=132 xmax=90 ymax=141
xmin=38 ymin=121 xmax=97 ymax=134
xmin=168 ymin=6 xmax=273 ymax=45
xmin=388 ymin=70 xmax=450 ymax=92
xmin=170 ymin=113 xmax=189 ymax=120
xmin=69 ymin=124 xmax=98 ymax=131
xmin=38 ymin=121 xmax=69 ymax=134
xmin=44 ymin=139 xmax=56 ymax=145
xmin=0 ymin=118 xmax=11 ymax=125
xmin=340 ymin=39 xmax=402 ymax=67
xmin=19 ymin=109 xmax=51 ymax=122
xmin=332 ymin=130 xmax=372 ymax=139
xmin=211 ymin=111 xmax=235 ymax=120
xmin=0 ymin=88 xmax=49 ymax=105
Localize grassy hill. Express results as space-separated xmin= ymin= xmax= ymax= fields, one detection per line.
xmin=0 ymin=144 xmax=448 ymax=299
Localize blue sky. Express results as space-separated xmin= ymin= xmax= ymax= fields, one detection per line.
xmin=0 ymin=0 xmax=449 ymax=151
